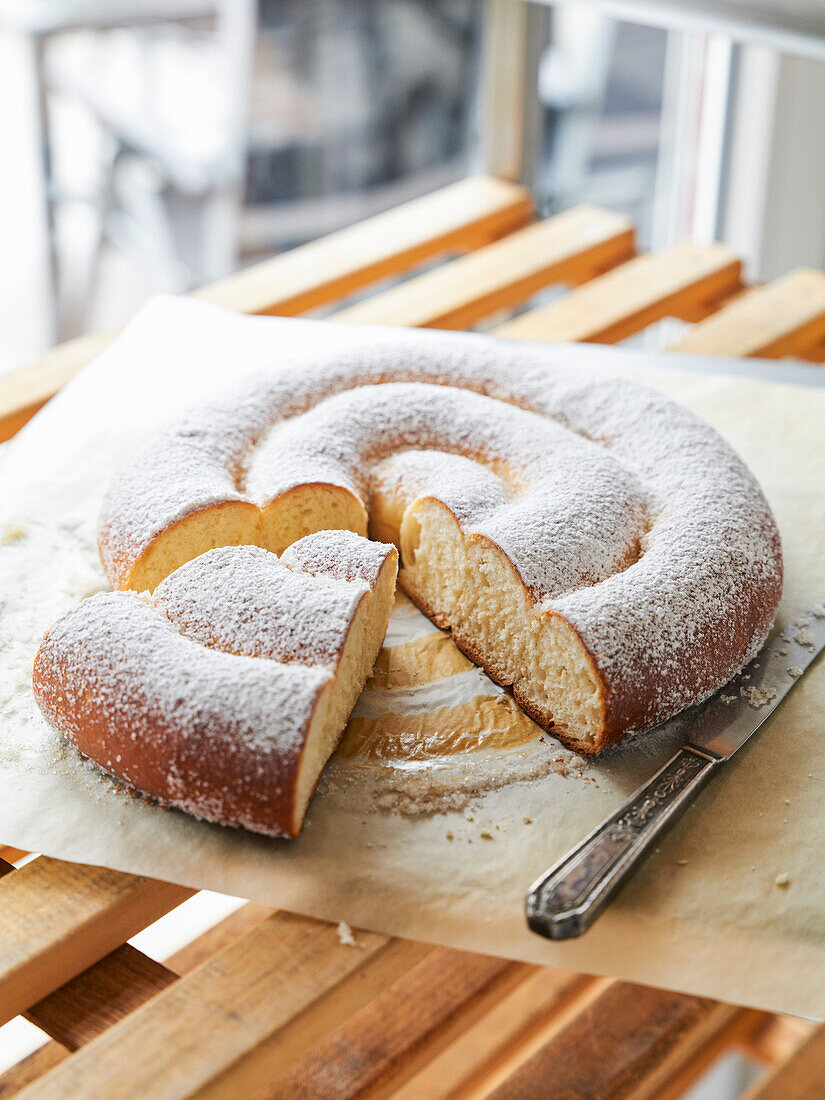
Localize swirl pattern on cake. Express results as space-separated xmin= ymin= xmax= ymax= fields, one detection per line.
xmin=96 ymin=335 xmax=783 ymax=754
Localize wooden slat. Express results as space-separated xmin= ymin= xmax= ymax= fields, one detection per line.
xmin=744 ymin=1012 xmax=816 ymax=1066
xmin=391 ymin=968 xmax=596 ymax=1100
xmin=19 ymin=916 xmax=430 ymax=1100
xmin=745 ymin=1025 xmax=825 ymax=1100
xmin=482 ymin=981 xmax=747 ymax=1100
xmin=670 ymin=268 xmax=825 ymax=359
xmin=163 ymin=902 xmax=273 ymax=974
xmin=0 ymin=1046 xmax=69 ymax=1100
xmin=0 ymin=176 xmax=531 ymax=443
xmin=493 ymin=242 xmax=742 ymax=344
xmin=25 ymin=946 xmax=176 ymax=1052
xmin=260 ymin=950 xmax=533 ymax=1100
xmin=0 ymin=849 xmax=28 ymax=865
xmin=798 ymin=339 xmax=825 ymax=363
xmin=651 ymin=1011 xmax=766 ymax=1100
xmin=196 ymin=176 xmax=532 ymax=316
xmin=0 ymin=809 xmax=177 ymax=1060
xmin=0 ymin=858 xmax=190 ymax=1026
xmin=333 ymin=206 xmax=634 ymax=329
xmin=0 ymin=903 xmax=274 ymax=1096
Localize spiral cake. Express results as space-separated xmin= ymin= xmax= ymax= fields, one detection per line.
xmin=33 ymin=532 xmax=398 ymax=837
xmin=93 ymin=332 xmax=782 ymax=755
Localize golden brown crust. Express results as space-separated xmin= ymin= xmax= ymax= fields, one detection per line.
xmin=33 ymin=647 xmax=306 ymax=836
xmin=99 ymin=483 xmax=367 ymax=594
xmin=34 ymin=538 xmax=397 ymax=838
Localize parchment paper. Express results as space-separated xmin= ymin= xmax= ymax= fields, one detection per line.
xmin=1 ymin=297 xmax=824 ymax=1019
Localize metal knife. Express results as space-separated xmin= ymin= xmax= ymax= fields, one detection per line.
xmin=526 ymin=603 xmax=825 ymax=941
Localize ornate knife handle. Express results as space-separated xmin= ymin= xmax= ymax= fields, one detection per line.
xmin=526 ymin=746 xmax=721 ymax=941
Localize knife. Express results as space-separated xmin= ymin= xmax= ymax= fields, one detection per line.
xmin=526 ymin=603 xmax=825 ymax=941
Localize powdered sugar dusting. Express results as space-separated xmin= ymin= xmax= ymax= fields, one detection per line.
xmin=283 ymin=528 xmax=394 ymax=587
xmin=36 ymin=590 xmax=327 ymax=759
xmin=99 ymin=327 xmax=781 ymax=738
xmin=32 ymin=534 xmax=395 ymax=834
xmin=155 ymin=535 xmax=393 ymax=667
xmin=250 ymin=382 xmax=649 ymax=598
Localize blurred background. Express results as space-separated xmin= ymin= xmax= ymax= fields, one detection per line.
xmin=1 ymin=0 xmax=823 ymax=376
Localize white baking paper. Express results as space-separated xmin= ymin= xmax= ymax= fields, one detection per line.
xmin=1 ymin=297 xmax=824 ymax=1019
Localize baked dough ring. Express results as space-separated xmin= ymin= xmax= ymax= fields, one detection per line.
xmin=97 ymin=332 xmax=782 ymax=753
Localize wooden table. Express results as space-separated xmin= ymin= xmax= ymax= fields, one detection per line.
xmin=1 ymin=175 xmax=824 ymax=1099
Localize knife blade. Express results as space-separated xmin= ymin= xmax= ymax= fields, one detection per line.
xmin=526 ymin=602 xmax=825 ymax=941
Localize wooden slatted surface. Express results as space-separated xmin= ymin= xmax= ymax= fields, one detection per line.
xmin=20 ymin=917 xmax=412 ymax=1100
xmin=484 ymin=987 xmax=753 ymax=1100
xmin=260 ymin=952 xmax=532 ymax=1099
xmin=669 ymin=268 xmax=825 ymax=358
xmin=334 ymin=205 xmax=635 ymax=328
xmin=196 ymin=175 xmax=533 ymax=316
xmin=0 ymin=858 xmax=190 ymax=1027
xmin=493 ymin=241 xmax=742 ymax=343
xmin=1 ymin=177 xmax=823 ymax=1099
xmin=0 ymin=175 xmax=530 ymax=442
xmin=745 ymin=1026 xmax=825 ymax=1100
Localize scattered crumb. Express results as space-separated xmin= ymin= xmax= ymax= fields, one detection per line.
xmin=1 ymin=524 xmax=25 ymax=545
xmin=777 ymin=647 xmax=788 ymax=657
xmin=740 ymin=685 xmax=776 ymax=708
xmin=676 ymin=858 xmax=689 ymax=866
xmin=784 ymin=798 xmax=791 ymax=806
xmin=719 ymin=694 xmax=736 ymax=705
xmin=794 ymin=627 xmax=816 ymax=651
xmin=813 ymin=604 xmax=825 ymax=619
xmin=523 ymin=816 xmax=533 ymax=825
xmin=783 ymin=819 xmax=788 ymax=824
xmin=788 ymin=667 xmax=803 ymax=678
xmin=445 ymin=829 xmax=454 ymax=841
xmin=480 ymin=830 xmax=494 ymax=840
xmin=775 ymin=873 xmax=791 ymax=889
xmin=336 ymin=921 xmax=360 ymax=947
xmin=465 ymin=815 xmax=474 ymax=823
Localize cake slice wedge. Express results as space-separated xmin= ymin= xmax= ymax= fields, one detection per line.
xmin=33 ymin=531 xmax=397 ymax=837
